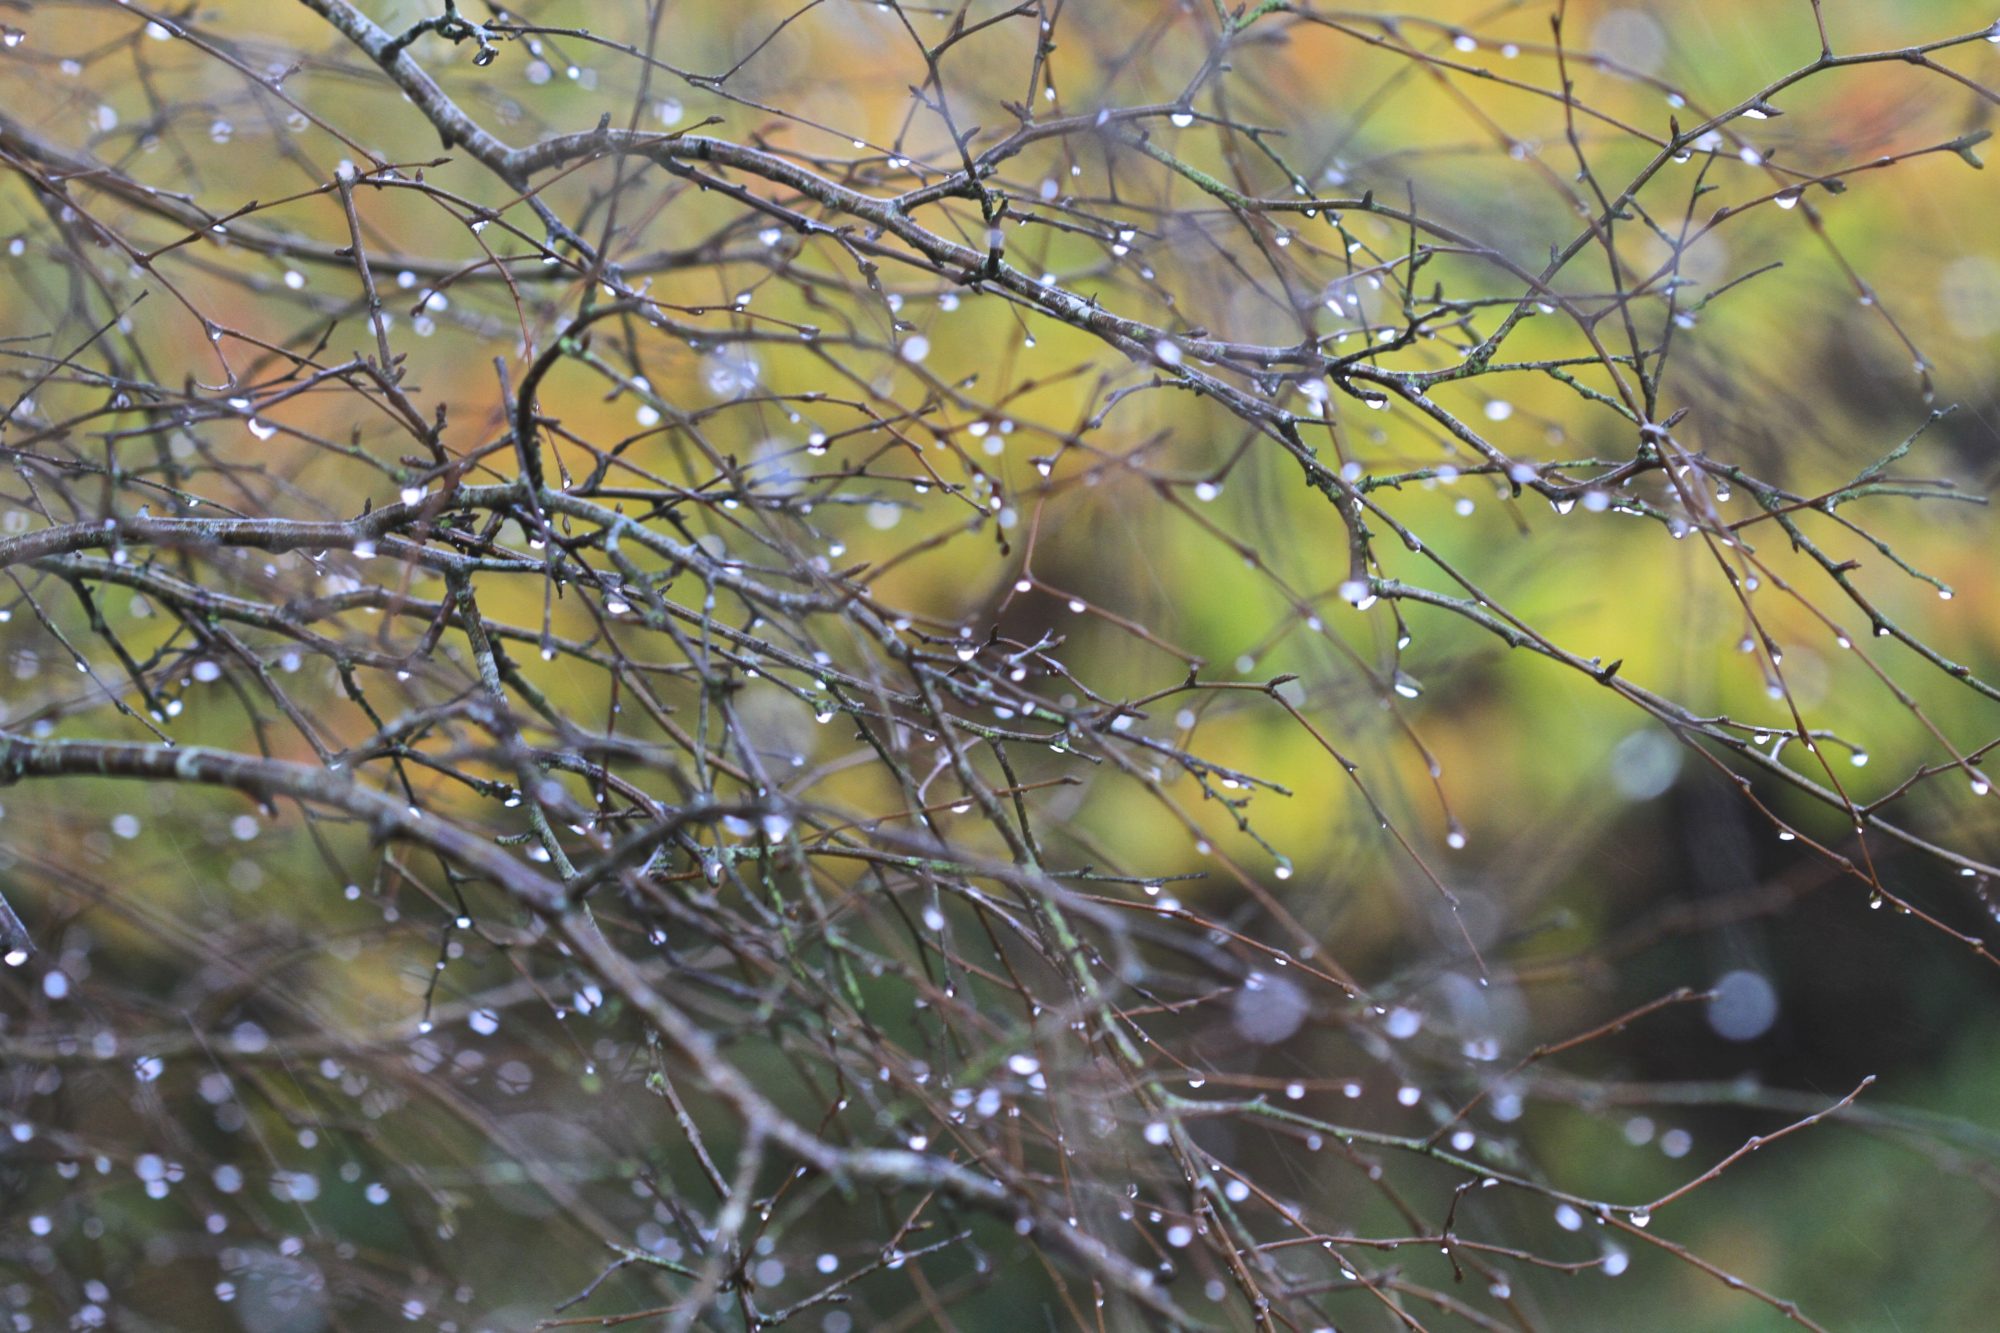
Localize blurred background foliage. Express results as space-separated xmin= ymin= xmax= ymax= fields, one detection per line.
xmin=1 ymin=1 xmax=1999 ymax=1330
